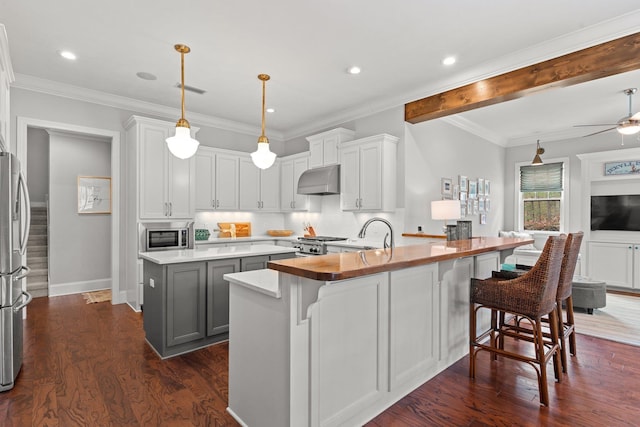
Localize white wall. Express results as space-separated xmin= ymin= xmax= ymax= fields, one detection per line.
xmin=26 ymin=127 xmax=49 ymax=204
xmin=404 ymin=119 xmax=505 ymax=237
xmin=48 ymin=130 xmax=111 ymax=294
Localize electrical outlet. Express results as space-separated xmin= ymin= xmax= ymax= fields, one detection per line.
xmin=150 ymin=278 xmax=155 ymax=288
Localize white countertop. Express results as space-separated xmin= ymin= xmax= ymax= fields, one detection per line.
xmin=139 ymin=244 xmax=297 ymax=265
xmin=195 ymin=236 xmax=300 ymax=245
xmin=224 ymin=269 xmax=280 ymax=298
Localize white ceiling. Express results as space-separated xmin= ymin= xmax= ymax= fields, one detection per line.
xmin=2 ymin=1 xmax=640 ymax=145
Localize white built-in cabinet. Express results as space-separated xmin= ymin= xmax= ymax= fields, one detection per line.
xmin=0 ymin=25 xmax=13 ymax=152
xmin=306 ymin=127 xmax=354 ymax=169
xmin=588 ymin=241 xmax=640 ymax=289
xmin=238 ymin=156 xmax=280 ymax=211
xmin=125 ymin=116 xmax=197 ymax=220
xmin=195 ymin=147 xmax=239 ymax=210
xmin=280 ymin=152 xmax=313 ymax=212
xmin=340 ymin=133 xmax=398 ymax=212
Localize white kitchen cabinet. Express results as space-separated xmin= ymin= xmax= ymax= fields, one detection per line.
xmin=340 ymin=134 xmax=398 ymax=212
xmin=239 ymin=156 xmax=280 ymax=211
xmin=195 ymin=147 xmax=239 ymax=211
xmin=306 ymin=127 xmax=354 ymax=169
xmin=588 ymin=241 xmax=640 ymax=289
xmin=280 ymin=152 xmax=314 ymax=212
xmin=126 ymin=116 xmax=197 ymax=220
xmin=0 ymin=26 xmax=13 ymax=151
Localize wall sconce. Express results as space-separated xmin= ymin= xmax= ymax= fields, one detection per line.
xmin=531 ymin=140 xmax=544 ymax=165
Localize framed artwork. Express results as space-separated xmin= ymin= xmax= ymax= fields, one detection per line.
xmin=604 ymin=161 xmax=640 ymax=176
xmin=485 ymin=198 xmax=491 ymax=212
xmin=473 ymin=199 xmax=479 ymax=215
xmin=468 ymin=180 xmax=477 ymax=199
xmin=459 ymin=191 xmax=467 ymax=203
xmin=478 ymin=178 xmax=485 ymax=196
xmin=452 ymin=184 xmax=460 ymax=200
xmin=441 ymin=177 xmax=453 ymax=196
xmin=480 ymin=213 xmax=487 ymax=225
xmin=460 ymin=204 xmax=467 ymax=218
xmin=78 ymin=176 xmax=112 ymax=214
xmin=467 ymin=199 xmax=473 ymax=214
xmin=485 ymin=180 xmax=491 ymax=196
xmin=458 ymin=175 xmax=468 ymax=192
xmin=478 ymin=197 xmax=485 ymax=212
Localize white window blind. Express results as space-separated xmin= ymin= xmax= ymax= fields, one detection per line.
xmin=520 ymin=162 xmax=563 ymax=192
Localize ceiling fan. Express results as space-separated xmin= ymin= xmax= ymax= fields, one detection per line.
xmin=575 ymin=88 xmax=640 ymax=137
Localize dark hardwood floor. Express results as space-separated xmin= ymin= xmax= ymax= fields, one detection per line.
xmin=2 ymin=294 xmax=640 ymax=426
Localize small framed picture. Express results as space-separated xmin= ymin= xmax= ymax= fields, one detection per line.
xmin=478 ymin=197 xmax=485 ymax=212
xmin=459 ymin=175 xmax=468 ymax=192
xmin=485 ymin=198 xmax=491 ymax=212
xmin=441 ymin=177 xmax=453 ymax=196
xmin=468 ymin=180 xmax=477 ymax=199
xmin=460 ymin=191 xmax=467 ymax=203
xmin=473 ymin=199 xmax=479 ymax=215
xmin=467 ymin=199 xmax=473 ymax=214
xmin=485 ymin=180 xmax=491 ymax=196
xmin=478 ymin=178 xmax=485 ymax=196
xmin=452 ymin=184 xmax=460 ymax=200
xmin=460 ymin=204 xmax=467 ymax=218
xmin=480 ymin=213 xmax=487 ymax=225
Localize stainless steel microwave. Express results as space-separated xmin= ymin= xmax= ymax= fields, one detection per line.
xmin=145 ymin=227 xmax=190 ymax=251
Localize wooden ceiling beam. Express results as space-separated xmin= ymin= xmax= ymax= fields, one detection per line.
xmin=405 ymin=32 xmax=640 ymax=124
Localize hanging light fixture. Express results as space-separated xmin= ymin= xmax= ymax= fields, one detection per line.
xmin=166 ymin=44 xmax=199 ymax=159
xmin=531 ymin=140 xmax=544 ymax=165
xmin=251 ymin=74 xmax=277 ymax=169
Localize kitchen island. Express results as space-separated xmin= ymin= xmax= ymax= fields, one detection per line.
xmin=224 ymin=237 xmax=533 ymax=427
xmin=140 ymin=244 xmax=297 ymax=358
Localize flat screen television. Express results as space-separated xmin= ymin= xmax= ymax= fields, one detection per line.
xmin=591 ymin=195 xmax=640 ymax=231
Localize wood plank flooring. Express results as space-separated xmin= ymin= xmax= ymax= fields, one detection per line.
xmin=2 ymin=294 xmax=640 ymax=426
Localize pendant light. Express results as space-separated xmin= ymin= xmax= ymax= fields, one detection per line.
xmin=166 ymin=44 xmax=200 ymax=159
xmin=251 ymin=74 xmax=277 ymax=169
xmin=531 ymin=140 xmax=544 ymax=165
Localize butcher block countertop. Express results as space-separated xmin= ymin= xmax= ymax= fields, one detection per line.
xmin=268 ymin=237 xmax=533 ymax=281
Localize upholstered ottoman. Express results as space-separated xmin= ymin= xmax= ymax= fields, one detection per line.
xmin=572 ymin=277 xmax=606 ymax=314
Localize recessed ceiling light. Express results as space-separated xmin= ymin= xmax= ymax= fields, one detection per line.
xmin=59 ymin=50 xmax=77 ymax=60
xmin=266 ymin=108 xmax=275 ymax=113
xmin=442 ymin=56 xmax=456 ymax=66
xmin=347 ymin=66 xmax=361 ymax=75
xmin=136 ymin=71 xmax=157 ymax=81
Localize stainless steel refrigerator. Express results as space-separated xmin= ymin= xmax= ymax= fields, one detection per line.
xmin=0 ymin=152 xmax=31 ymax=392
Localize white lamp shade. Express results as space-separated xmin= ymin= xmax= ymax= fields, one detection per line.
xmin=166 ymin=126 xmax=200 ymax=159
xmin=251 ymin=142 xmax=277 ymax=169
xmin=617 ymin=122 xmax=640 ymax=135
xmin=431 ymin=200 xmax=461 ymax=220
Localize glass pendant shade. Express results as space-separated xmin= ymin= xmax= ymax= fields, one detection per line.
xmin=167 ymin=125 xmax=200 ymax=159
xmin=251 ymin=140 xmax=277 ymax=169
xmin=252 ymin=73 xmax=277 ymax=169
xmin=165 ymin=44 xmax=199 ymax=159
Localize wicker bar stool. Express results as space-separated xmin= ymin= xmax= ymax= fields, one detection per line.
xmin=493 ymin=232 xmax=583 ymax=373
xmin=469 ymin=234 xmax=566 ymax=406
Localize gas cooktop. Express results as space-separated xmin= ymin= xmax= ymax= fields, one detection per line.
xmin=297 ymin=236 xmax=348 ymax=242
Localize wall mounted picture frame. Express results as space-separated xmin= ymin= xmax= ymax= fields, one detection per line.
xmin=480 ymin=213 xmax=487 ymax=225
xmin=478 ymin=197 xmax=485 ymax=213
xmin=485 ymin=198 xmax=491 ymax=212
xmin=478 ymin=178 xmax=485 ymax=196
xmin=458 ymin=175 xmax=468 ymax=192
xmin=460 ymin=204 xmax=467 ymax=218
xmin=459 ymin=191 xmax=467 ymax=203
xmin=485 ymin=180 xmax=491 ymax=196
xmin=473 ymin=199 xmax=479 ymax=215
xmin=78 ymin=176 xmax=112 ymax=214
xmin=468 ymin=180 xmax=477 ymax=199
xmin=441 ymin=177 xmax=453 ymax=196
xmin=452 ymin=184 xmax=460 ymax=200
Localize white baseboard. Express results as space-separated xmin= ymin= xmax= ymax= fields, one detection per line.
xmin=48 ymin=278 xmax=111 ymax=297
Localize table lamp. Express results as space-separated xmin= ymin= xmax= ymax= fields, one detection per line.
xmin=431 ymin=200 xmax=461 ymax=240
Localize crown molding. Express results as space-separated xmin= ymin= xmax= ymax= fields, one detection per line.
xmin=12 ymin=73 xmax=285 ymax=142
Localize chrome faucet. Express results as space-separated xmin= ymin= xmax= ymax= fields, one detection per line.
xmin=358 ymin=217 xmax=395 ymax=249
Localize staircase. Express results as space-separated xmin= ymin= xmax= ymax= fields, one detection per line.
xmin=26 ymin=206 xmax=49 ymax=298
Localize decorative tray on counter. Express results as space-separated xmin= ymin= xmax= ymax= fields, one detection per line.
xmin=267 ymin=230 xmax=294 ymax=237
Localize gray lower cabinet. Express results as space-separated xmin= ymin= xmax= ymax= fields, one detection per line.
xmin=144 ymin=250 xmax=296 ymax=358
xmin=207 ymin=258 xmax=240 ymax=336
xmin=167 ymin=262 xmax=207 ymax=346
xmin=241 ymin=255 xmax=270 ymax=271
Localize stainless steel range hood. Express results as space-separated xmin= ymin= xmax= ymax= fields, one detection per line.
xmin=297 ymin=164 xmax=340 ymax=195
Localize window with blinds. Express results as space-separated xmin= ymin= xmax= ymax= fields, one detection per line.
xmin=520 ymin=162 xmax=564 ymax=231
